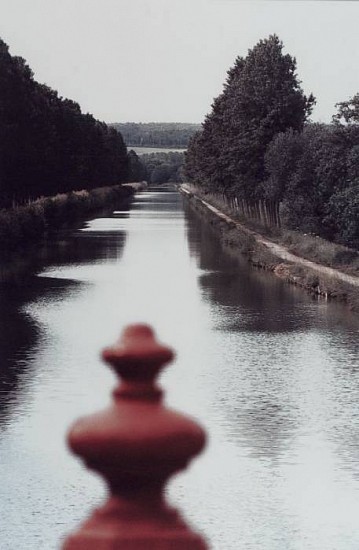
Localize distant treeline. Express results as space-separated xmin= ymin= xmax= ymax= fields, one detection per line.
xmin=111 ymin=123 xmax=200 ymax=148
xmin=127 ymin=150 xmax=185 ymax=185
xmin=185 ymin=35 xmax=359 ymax=249
xmin=0 ymin=38 xmax=128 ymax=208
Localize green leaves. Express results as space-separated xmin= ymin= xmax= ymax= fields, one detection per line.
xmin=185 ymin=35 xmax=314 ymax=201
xmin=333 ymin=94 xmax=359 ymax=124
xmin=0 ymin=37 xmax=128 ymax=207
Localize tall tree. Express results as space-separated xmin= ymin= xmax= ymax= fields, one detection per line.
xmin=127 ymin=150 xmax=147 ymax=182
xmin=0 ymin=37 xmax=128 ymax=206
xmin=265 ymin=122 xmax=359 ymax=241
xmin=333 ymin=94 xmax=359 ymax=124
xmin=186 ymin=35 xmax=315 ymax=200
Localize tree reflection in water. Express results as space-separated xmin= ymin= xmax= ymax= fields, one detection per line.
xmin=183 ymin=199 xmax=359 ymax=468
xmin=0 ymin=213 xmax=128 ymax=428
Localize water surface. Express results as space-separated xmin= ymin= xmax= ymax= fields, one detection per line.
xmin=130 ymin=146 xmax=186 ymax=155
xmin=0 ymin=187 xmax=359 ymax=549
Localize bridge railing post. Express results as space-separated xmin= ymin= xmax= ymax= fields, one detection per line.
xmin=63 ymin=323 xmax=208 ymax=549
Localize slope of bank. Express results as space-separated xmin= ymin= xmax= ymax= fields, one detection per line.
xmin=180 ymin=184 xmax=359 ymax=311
xmin=0 ymin=182 xmax=147 ymax=253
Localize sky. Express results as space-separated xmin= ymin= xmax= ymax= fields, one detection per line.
xmin=1 ymin=0 xmax=359 ymax=124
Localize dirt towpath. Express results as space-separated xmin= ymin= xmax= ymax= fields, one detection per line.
xmin=180 ymin=185 xmax=359 ymax=289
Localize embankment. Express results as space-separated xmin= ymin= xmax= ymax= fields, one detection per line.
xmin=0 ymin=182 xmax=147 ymax=252
xmin=180 ymin=184 xmax=359 ymax=311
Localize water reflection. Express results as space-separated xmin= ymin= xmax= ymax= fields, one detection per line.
xmin=182 ymin=196 xmax=359 ymax=548
xmin=1 ymin=188 xmax=359 ymax=550
xmin=0 ymin=211 xmax=128 ymax=428
xmin=184 ymin=202 xmax=316 ymax=334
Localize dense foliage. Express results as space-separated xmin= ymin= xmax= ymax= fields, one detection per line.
xmin=186 ymin=35 xmax=359 ymax=249
xmin=186 ymin=35 xmax=314 ymax=199
xmin=111 ymin=123 xmax=200 ymax=148
xmin=127 ymin=150 xmax=148 ymax=182
xmin=142 ymin=151 xmax=184 ymax=184
xmin=0 ymin=185 xmax=133 ymax=251
xmin=265 ymin=123 xmax=359 ymax=247
xmin=0 ymin=38 xmax=128 ymax=207
xmin=333 ymin=94 xmax=359 ymax=124
xmin=127 ymin=150 xmax=185 ymax=185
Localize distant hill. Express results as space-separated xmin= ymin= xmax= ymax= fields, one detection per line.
xmin=111 ymin=122 xmax=201 ymax=149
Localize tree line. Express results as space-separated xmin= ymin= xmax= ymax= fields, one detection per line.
xmin=185 ymin=35 xmax=359 ymax=249
xmin=112 ymin=122 xmax=200 ymax=148
xmin=0 ymin=38 xmax=128 ymax=208
xmin=128 ymin=150 xmax=185 ymax=185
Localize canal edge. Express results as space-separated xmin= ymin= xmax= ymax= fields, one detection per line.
xmin=179 ymin=183 xmax=359 ymax=312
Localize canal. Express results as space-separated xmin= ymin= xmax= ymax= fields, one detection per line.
xmin=1 ymin=186 xmax=359 ymax=549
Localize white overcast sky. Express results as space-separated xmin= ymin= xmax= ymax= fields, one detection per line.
xmin=1 ymin=0 xmax=359 ymax=124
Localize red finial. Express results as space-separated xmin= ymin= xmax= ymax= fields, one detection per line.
xmin=63 ymin=324 xmax=207 ymax=549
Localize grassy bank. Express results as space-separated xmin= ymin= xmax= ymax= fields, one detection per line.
xmin=0 ymin=183 xmax=144 ymax=252
xmin=181 ymin=184 xmax=359 ymax=311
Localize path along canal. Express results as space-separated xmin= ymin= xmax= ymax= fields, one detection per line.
xmin=0 ymin=186 xmax=359 ymax=549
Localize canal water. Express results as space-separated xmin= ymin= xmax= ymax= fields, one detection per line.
xmin=0 ymin=187 xmax=359 ymax=550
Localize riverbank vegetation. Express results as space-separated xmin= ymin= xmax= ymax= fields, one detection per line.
xmin=184 ymin=182 xmax=359 ymax=273
xmin=128 ymin=150 xmax=185 ymax=185
xmin=0 ymin=37 xmax=129 ymax=208
xmin=183 ymin=186 xmax=359 ymax=311
xmin=185 ymin=35 xmax=359 ymax=252
xmin=0 ymin=36 xmax=147 ymax=251
xmin=111 ymin=122 xmax=200 ymax=148
xmin=0 ymin=185 xmax=135 ymax=252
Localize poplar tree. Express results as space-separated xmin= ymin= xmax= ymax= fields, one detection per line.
xmin=186 ymin=35 xmax=315 ymax=200
xmin=0 ymin=37 xmax=128 ymax=206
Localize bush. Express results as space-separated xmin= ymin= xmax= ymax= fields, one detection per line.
xmin=0 ymin=184 xmax=134 ymax=251
xmin=327 ymin=183 xmax=359 ymax=248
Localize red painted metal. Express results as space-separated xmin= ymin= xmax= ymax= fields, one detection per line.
xmin=63 ymin=324 xmax=207 ymax=549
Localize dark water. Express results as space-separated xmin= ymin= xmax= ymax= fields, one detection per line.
xmin=0 ymin=187 xmax=359 ymax=550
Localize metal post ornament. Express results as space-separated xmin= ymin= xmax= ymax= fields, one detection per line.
xmin=63 ymin=324 xmax=207 ymax=549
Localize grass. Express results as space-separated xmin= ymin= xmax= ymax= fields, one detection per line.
xmin=182 ymin=183 xmax=359 ymax=277
xmin=0 ymin=184 xmax=136 ymax=252
xmin=279 ymin=231 xmax=359 ymax=273
xmin=182 ymin=183 xmax=359 ymax=311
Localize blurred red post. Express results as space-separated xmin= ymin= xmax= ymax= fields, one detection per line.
xmin=63 ymin=324 xmax=207 ymax=549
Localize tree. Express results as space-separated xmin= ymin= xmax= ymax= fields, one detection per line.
xmin=127 ymin=150 xmax=147 ymax=182
xmin=0 ymin=36 xmax=128 ymax=206
xmin=149 ymin=165 xmax=170 ymax=184
xmin=264 ymin=128 xmax=303 ymax=202
xmin=333 ymin=94 xmax=359 ymax=124
xmin=185 ymin=35 xmax=315 ymax=200
xmin=138 ymin=151 xmax=185 ymax=184
xmin=327 ymin=183 xmax=359 ymax=248
xmin=265 ymin=123 xmax=359 ymax=241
